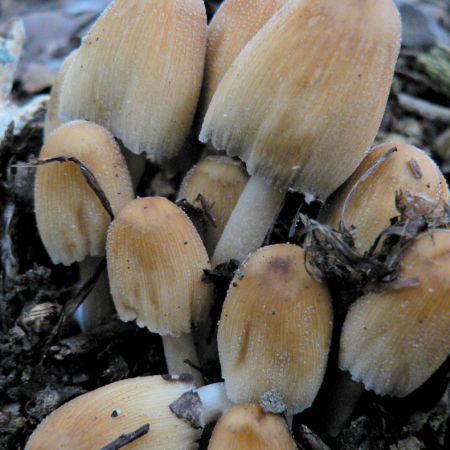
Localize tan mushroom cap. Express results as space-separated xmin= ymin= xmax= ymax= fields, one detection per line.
xmin=208 ymin=404 xmax=296 ymax=450
xmin=59 ymin=0 xmax=207 ymax=164
xmin=340 ymin=230 xmax=450 ymax=397
xmin=319 ymin=142 xmax=449 ymax=251
xmin=26 ymin=375 xmax=201 ymax=450
xmin=218 ymin=244 xmax=333 ymax=415
xmin=204 ymin=0 xmax=287 ymax=112
xmin=35 ymin=120 xmax=134 ymax=265
xmin=178 ymin=156 xmax=249 ymax=253
xmin=107 ymin=197 xmax=212 ymax=336
xmin=44 ymin=50 xmax=77 ymax=140
xmin=201 ymin=0 xmax=401 ymax=199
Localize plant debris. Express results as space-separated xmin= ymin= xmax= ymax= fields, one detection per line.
xmin=99 ymin=423 xmax=150 ymax=450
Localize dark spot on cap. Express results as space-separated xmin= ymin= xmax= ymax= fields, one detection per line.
xmin=268 ymin=257 xmax=292 ymax=275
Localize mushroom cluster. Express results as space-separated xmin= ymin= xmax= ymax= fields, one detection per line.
xmin=28 ymin=0 xmax=449 ymax=449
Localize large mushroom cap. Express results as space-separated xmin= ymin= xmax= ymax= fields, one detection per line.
xmin=35 ymin=120 xmax=133 ymax=265
xmin=107 ymin=197 xmax=212 ymax=336
xmin=340 ymin=230 xmax=450 ymax=397
xmin=218 ymin=244 xmax=333 ymax=415
xmin=201 ymin=0 xmax=401 ymax=199
xmin=26 ymin=375 xmax=201 ymax=450
xmin=59 ymin=0 xmax=207 ymax=163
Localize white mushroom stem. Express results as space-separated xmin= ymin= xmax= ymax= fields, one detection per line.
xmin=76 ymin=256 xmax=115 ymax=332
xmin=162 ymin=334 xmax=204 ymax=387
xmin=325 ymin=370 xmax=365 ymax=437
xmin=170 ymin=382 xmax=233 ymax=428
xmin=211 ymin=175 xmax=285 ymax=266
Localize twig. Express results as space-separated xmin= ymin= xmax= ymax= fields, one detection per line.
xmin=99 ymin=424 xmax=150 ymax=450
xmin=27 ymin=157 xmax=114 ymax=220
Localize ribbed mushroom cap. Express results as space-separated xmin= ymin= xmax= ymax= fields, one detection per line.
xmin=59 ymin=0 xmax=207 ymax=162
xmin=319 ymin=143 xmax=449 ymax=251
xmin=218 ymin=244 xmax=333 ymax=415
xmin=201 ymin=0 xmax=401 ymax=199
xmin=204 ymin=0 xmax=287 ymax=111
xmin=178 ymin=156 xmax=249 ymax=253
xmin=44 ymin=51 xmax=76 ymax=140
xmin=340 ymin=230 xmax=450 ymax=397
xmin=208 ymin=404 xmax=296 ymax=450
xmin=107 ymin=197 xmax=212 ymax=336
xmin=35 ymin=120 xmax=134 ymax=265
xmin=26 ymin=375 xmax=201 ymax=450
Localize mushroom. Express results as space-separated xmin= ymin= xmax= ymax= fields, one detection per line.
xmin=106 ymin=197 xmax=212 ymax=385
xmin=319 ymin=142 xmax=449 ymax=252
xmin=170 ymin=243 xmax=332 ymax=427
xmin=178 ymin=156 xmax=249 ymax=254
xmin=340 ymin=230 xmax=450 ymax=398
xmin=204 ymin=0 xmax=287 ymax=114
xmin=208 ymin=403 xmax=296 ymax=450
xmin=201 ymin=0 xmax=401 ymax=265
xmin=218 ymin=243 xmax=332 ymax=417
xmin=327 ymin=229 xmax=450 ymax=435
xmin=34 ymin=120 xmax=134 ymax=330
xmin=25 ymin=375 xmax=201 ymax=450
xmin=59 ymin=0 xmax=207 ymax=170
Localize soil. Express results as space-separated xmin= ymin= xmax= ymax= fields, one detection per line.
xmin=0 ymin=0 xmax=449 ymax=449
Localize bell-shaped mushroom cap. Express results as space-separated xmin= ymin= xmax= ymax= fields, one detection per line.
xmin=35 ymin=120 xmax=134 ymax=265
xmin=178 ymin=156 xmax=249 ymax=253
xmin=59 ymin=0 xmax=207 ymax=163
xmin=208 ymin=403 xmax=296 ymax=450
xmin=107 ymin=197 xmax=212 ymax=336
xmin=340 ymin=230 xmax=450 ymax=397
xmin=25 ymin=375 xmax=201 ymax=450
xmin=319 ymin=143 xmax=449 ymax=251
xmin=201 ymin=0 xmax=401 ymax=199
xmin=218 ymin=244 xmax=333 ymax=415
xmin=44 ymin=51 xmax=77 ymax=140
xmin=204 ymin=0 xmax=287 ymax=112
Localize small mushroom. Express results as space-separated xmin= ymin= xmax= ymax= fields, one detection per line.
xmin=178 ymin=156 xmax=249 ymax=254
xmin=319 ymin=142 xmax=449 ymax=251
xmin=34 ymin=120 xmax=134 ymax=330
xmin=340 ymin=230 xmax=450 ymax=398
xmin=106 ymin=197 xmax=212 ymax=385
xmin=25 ymin=375 xmax=201 ymax=449
xmin=218 ymin=244 xmax=333 ymax=417
xmin=201 ymin=0 xmax=401 ymax=265
xmin=208 ymin=403 xmax=296 ymax=450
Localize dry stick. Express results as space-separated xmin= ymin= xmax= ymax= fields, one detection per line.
xmin=339 ymin=147 xmax=397 ymax=232
xmin=99 ymin=424 xmax=150 ymax=450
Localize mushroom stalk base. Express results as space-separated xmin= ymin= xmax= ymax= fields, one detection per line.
xmin=170 ymin=382 xmax=233 ymax=429
xmin=162 ymin=334 xmax=204 ymax=387
xmin=325 ymin=369 xmax=365 ymax=437
xmin=76 ymin=257 xmax=115 ymax=332
xmin=211 ymin=175 xmax=285 ymax=266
